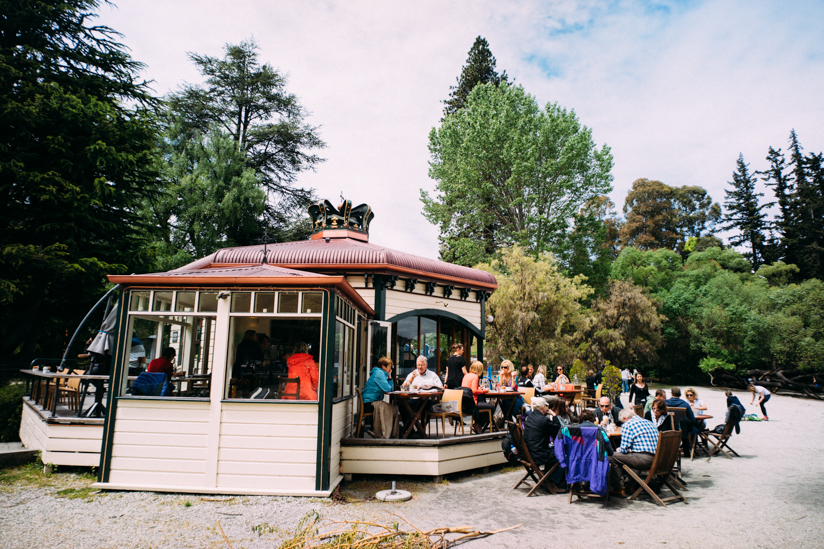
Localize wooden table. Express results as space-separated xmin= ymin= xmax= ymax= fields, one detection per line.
xmin=389 ymin=390 xmax=443 ymax=439
xmin=695 ymin=414 xmax=713 ymax=421
xmin=539 ymin=388 xmax=584 ymax=405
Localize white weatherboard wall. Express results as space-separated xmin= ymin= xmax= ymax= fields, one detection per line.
xmin=217 ymin=402 xmax=318 ymax=492
xmin=330 ymin=399 xmax=353 ymax=483
xmin=108 ymin=399 xmax=210 ymax=488
xmin=384 ymin=290 xmax=481 ymax=330
xmin=19 ymin=401 xmax=102 ymax=466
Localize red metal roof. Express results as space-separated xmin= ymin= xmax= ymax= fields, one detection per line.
xmin=174 ymin=238 xmax=497 ymax=289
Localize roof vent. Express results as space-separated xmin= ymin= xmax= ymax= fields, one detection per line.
xmin=308 ymin=198 xmax=373 ymax=242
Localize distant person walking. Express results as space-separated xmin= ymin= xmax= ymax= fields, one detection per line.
xmin=621 ymin=368 xmax=632 ymax=394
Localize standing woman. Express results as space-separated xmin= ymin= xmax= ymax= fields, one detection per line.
xmin=748 ymin=384 xmax=771 ymax=420
xmin=444 ymin=343 xmax=467 ymax=389
xmin=628 ymin=372 xmax=650 ymax=406
xmin=532 ymin=365 xmax=547 ymax=390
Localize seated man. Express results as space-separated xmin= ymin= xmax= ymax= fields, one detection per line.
xmin=608 ymin=408 xmax=659 ymax=495
xmin=399 ymin=355 xmax=443 ymax=435
xmin=665 ymin=387 xmax=698 ymax=447
xmin=523 ymin=397 xmax=564 ymax=484
xmin=644 ymin=388 xmax=667 ymax=415
xmin=595 ymin=396 xmax=622 ymax=426
xmin=146 ymin=347 xmax=184 ymax=395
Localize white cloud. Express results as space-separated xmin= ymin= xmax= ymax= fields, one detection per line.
xmin=97 ymin=0 xmax=824 ymax=258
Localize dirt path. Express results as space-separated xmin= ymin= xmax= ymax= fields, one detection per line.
xmin=2 ymin=385 xmax=823 ymax=548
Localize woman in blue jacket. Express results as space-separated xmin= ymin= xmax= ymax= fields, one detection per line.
xmin=362 ymin=357 xmax=394 ymax=413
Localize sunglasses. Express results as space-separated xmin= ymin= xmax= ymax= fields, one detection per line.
xmin=599 ymin=404 xmax=610 ymax=408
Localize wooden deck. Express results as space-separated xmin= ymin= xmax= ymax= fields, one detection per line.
xmin=19 ymin=398 xmax=104 ymax=466
xmin=341 ymin=431 xmax=507 ymax=477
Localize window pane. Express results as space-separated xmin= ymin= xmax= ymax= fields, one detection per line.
xmin=278 ymin=292 xmax=299 ymax=313
xmin=198 ymin=292 xmax=218 ymax=312
xmin=342 ymin=325 xmax=353 ymax=397
xmin=254 ymin=292 xmax=275 ymax=313
xmin=334 ymin=321 xmax=343 ymax=399
xmin=176 ymin=291 xmax=196 ymax=312
xmin=152 ymin=291 xmax=173 ymax=312
xmin=421 ymin=316 xmax=438 ymax=377
xmin=396 ymin=316 xmax=418 ymax=382
xmin=226 ymin=317 xmax=320 ymax=400
xmin=302 ymin=292 xmax=323 ymax=314
xmin=231 ymin=292 xmax=251 ymax=313
xmin=129 ymin=290 xmax=150 ymax=312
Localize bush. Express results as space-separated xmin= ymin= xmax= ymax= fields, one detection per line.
xmin=0 ymin=382 xmax=25 ymax=442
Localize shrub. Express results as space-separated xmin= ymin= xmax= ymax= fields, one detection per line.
xmin=0 ymin=382 xmax=25 ymax=442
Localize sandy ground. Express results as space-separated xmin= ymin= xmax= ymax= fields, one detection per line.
xmin=2 ymin=385 xmax=824 ymax=549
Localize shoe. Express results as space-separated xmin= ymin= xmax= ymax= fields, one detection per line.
xmin=762 ymin=416 xmax=769 ymax=421
xmin=609 ymin=488 xmax=627 ymax=498
xmin=250 ymin=387 xmax=265 ymax=399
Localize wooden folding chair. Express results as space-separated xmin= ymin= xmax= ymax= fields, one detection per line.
xmin=426 ymin=389 xmax=465 ymax=438
xmin=633 ymin=404 xmax=644 ymax=417
xmin=621 ymin=430 xmax=687 ymax=507
xmin=582 ymin=384 xmax=601 ymax=409
xmin=668 ymin=406 xmax=690 ymax=484
xmin=705 ymin=418 xmax=741 ymax=462
xmin=563 ymin=427 xmax=610 ymax=508
xmin=278 ymin=377 xmax=301 ymax=400
xmin=354 ymin=388 xmax=374 ymax=438
xmin=506 ymin=421 xmax=560 ymax=497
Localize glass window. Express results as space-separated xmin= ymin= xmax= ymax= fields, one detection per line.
xmin=302 ymin=292 xmax=323 ymax=314
xmin=198 ymin=291 xmax=218 ymax=312
xmin=278 ymin=292 xmax=299 ymax=313
xmin=225 ymin=317 xmax=320 ymax=400
xmin=421 ymin=316 xmax=438 ymax=376
xmin=175 ymin=291 xmax=196 ymax=312
xmin=254 ymin=292 xmax=275 ymax=313
xmin=129 ymin=290 xmax=150 ymax=312
xmin=231 ymin=292 xmax=251 ymax=313
xmin=396 ymin=316 xmax=418 ymax=382
xmin=152 ymin=291 xmax=173 ymax=312
xmin=122 ymin=314 xmax=215 ymax=399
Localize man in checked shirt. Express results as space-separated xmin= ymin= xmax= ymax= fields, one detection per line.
xmin=608 ymin=407 xmax=659 ymax=494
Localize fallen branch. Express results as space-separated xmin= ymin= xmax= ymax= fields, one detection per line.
xmin=216 ymin=520 xmax=233 ymax=549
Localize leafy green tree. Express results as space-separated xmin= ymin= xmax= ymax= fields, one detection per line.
xmin=423 ymin=83 xmax=614 ymax=266
xmin=442 ymin=36 xmax=508 ymax=119
xmin=477 ymin=246 xmax=593 ymax=367
xmin=611 ymin=247 xmax=683 ymax=295
xmin=722 ymin=154 xmax=770 ymax=269
xmin=0 ymin=0 xmax=161 ymax=360
xmin=620 ymin=179 xmax=721 ymax=252
xmin=166 ymin=38 xmax=324 ymax=232
xmin=563 ymin=196 xmax=621 ymax=299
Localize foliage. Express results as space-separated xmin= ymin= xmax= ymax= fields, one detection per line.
xmin=0 ymin=382 xmax=25 ymax=442
xmin=0 ymin=0 xmax=161 ymax=360
xmin=576 ymin=280 xmax=666 ymax=369
xmin=722 ymin=154 xmax=770 ymax=269
xmin=600 ymin=362 xmax=622 ymax=400
xmin=570 ymin=359 xmax=588 ymax=384
xmin=611 ymin=247 xmax=683 ymax=295
xmin=423 ymin=83 xmax=613 ymax=266
xmin=442 ymin=36 xmax=508 ymax=119
xmin=563 ymin=196 xmax=621 ymax=298
xmin=698 ymin=357 xmax=735 ymax=373
xmin=620 ymin=179 xmax=721 ymax=252
xmin=477 ymin=246 xmax=592 ymax=368
xmin=163 ymin=38 xmax=323 ymax=242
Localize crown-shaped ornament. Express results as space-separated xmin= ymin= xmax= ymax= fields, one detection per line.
xmin=308 ymin=199 xmax=374 ymax=239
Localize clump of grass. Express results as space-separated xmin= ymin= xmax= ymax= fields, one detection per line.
xmin=184 ymin=500 xmax=192 ymax=507
xmin=0 ymin=460 xmax=55 ymax=489
xmin=252 ymin=522 xmax=281 ymax=537
xmin=55 ymin=486 xmax=103 ymax=502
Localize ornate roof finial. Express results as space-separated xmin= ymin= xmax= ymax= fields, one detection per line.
xmin=308 ymin=197 xmax=374 ymax=241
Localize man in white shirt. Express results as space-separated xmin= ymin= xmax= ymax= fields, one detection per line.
xmin=402 ymin=355 xmax=444 ymax=391
xmin=400 ymin=356 xmax=443 ymax=437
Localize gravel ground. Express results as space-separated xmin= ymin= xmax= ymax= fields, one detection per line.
xmin=2 ymin=385 xmax=824 ymax=549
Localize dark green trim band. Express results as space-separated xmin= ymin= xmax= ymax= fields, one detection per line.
xmin=220 ymin=399 xmax=318 ymax=405
xmin=332 ymin=394 xmax=355 ymax=404
xmin=99 ymin=292 xmax=127 ymax=483
xmin=385 ymin=308 xmax=482 ymax=339
xmin=373 ymin=275 xmax=386 ymax=320
xmin=315 ymin=289 xmax=336 ymax=491
xmin=118 ymin=397 xmax=211 ymax=403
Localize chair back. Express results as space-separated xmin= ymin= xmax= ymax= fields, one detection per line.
xmin=521 ymin=387 xmax=535 ymax=405
xmin=507 ymin=420 xmax=541 ymax=472
xmin=355 ymin=387 xmax=365 ymax=421
xmin=595 ymin=384 xmax=602 ymax=400
xmin=669 ymin=407 xmax=689 ymax=431
xmin=633 ymin=404 xmax=644 ymax=417
xmin=278 ymin=377 xmax=301 ymax=400
xmin=442 ymin=389 xmax=464 ymax=416
xmin=67 ymin=371 xmax=86 ymax=390
xmin=648 ymin=430 xmax=682 ymax=477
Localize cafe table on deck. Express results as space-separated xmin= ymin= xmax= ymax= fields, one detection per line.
xmin=389 ymin=390 xmax=444 ymax=439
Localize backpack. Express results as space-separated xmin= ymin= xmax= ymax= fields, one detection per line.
xmin=501 ymin=432 xmax=521 ymax=465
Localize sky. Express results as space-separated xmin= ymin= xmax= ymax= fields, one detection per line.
xmin=96 ymin=0 xmax=824 ymax=260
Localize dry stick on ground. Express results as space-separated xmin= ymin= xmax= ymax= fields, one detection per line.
xmin=268 ymin=510 xmax=522 ymax=549
xmin=216 ymin=520 xmax=233 ymax=549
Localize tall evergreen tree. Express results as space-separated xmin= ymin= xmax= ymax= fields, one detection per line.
xmin=442 ymin=36 xmax=508 ymax=119
xmin=760 ymin=145 xmax=794 ymax=265
xmin=789 ymin=132 xmax=824 ymax=279
xmin=722 ymin=154 xmax=770 ymax=269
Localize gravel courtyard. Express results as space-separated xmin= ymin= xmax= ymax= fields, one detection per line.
xmin=2 ymin=385 xmax=823 ymax=549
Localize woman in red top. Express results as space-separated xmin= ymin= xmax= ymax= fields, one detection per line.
xmin=462 ymin=360 xmax=493 ymax=433
xmin=285 ymin=342 xmax=318 ymax=400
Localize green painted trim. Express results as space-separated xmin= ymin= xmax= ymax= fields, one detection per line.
xmin=373 ymin=275 xmax=386 ymax=320
xmin=480 ymin=297 xmax=486 ymax=339
xmin=99 ymin=292 xmax=127 ymax=483
xmin=385 ymin=308 xmax=482 ymax=339
xmin=332 ymin=394 xmax=355 ymax=404
xmin=315 ymin=289 xmax=336 ymax=491
xmin=118 ymin=397 xmax=211 ymax=403
xmin=220 ymin=399 xmax=318 ymax=405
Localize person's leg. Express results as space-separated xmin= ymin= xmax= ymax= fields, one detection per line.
xmin=760 ymin=394 xmax=770 ymax=418
xmin=610 ymin=452 xmax=654 ymax=490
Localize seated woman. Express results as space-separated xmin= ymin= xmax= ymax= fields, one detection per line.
xmin=644 ymin=398 xmax=674 ymax=431
xmin=462 ymin=360 xmax=494 ymax=433
xmin=685 ymin=387 xmax=707 ymax=414
xmin=284 ymin=342 xmax=318 ymax=400
xmin=497 ymin=360 xmax=516 ymax=390
xmin=532 ymin=365 xmax=547 ymax=390
xmin=554 ymin=365 xmax=570 ymax=386
xmin=549 ymin=396 xmax=574 ymax=427
xmin=518 ymin=365 xmax=534 ymax=387
xmin=362 ymin=356 xmax=394 ymax=413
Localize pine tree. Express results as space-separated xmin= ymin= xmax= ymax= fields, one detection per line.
xmin=788 ymin=132 xmax=824 ymax=279
xmin=761 ymin=145 xmax=795 ymax=265
xmin=722 ymin=154 xmax=770 ymax=269
xmin=442 ymin=36 xmax=508 ymax=119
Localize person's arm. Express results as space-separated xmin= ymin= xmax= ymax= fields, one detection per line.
xmin=377 ymin=371 xmax=393 ymax=393
xmin=696 ymin=399 xmax=707 ymax=411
